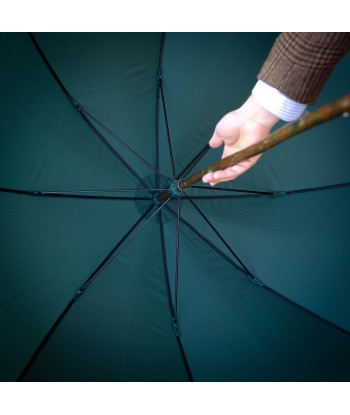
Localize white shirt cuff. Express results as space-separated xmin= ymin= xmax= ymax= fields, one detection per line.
xmin=252 ymin=80 xmax=307 ymax=122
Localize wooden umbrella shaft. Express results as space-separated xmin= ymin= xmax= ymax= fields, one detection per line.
xmin=157 ymin=93 xmax=350 ymax=203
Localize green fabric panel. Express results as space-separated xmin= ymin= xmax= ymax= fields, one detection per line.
xmin=0 ymin=33 xmax=141 ymax=191
xmin=182 ymin=186 xmax=350 ymax=331
xmin=0 ymin=192 xmax=149 ymax=380
xmin=34 ymin=33 xmax=162 ymax=187
xmin=22 ymin=215 xmax=189 ymax=381
xmin=161 ymin=209 xmax=350 ymax=381
xmin=159 ymin=33 xmax=277 ymax=180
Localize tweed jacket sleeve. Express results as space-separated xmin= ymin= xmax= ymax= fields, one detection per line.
xmin=258 ymin=32 xmax=350 ymax=104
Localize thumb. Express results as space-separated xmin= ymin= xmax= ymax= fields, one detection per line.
xmin=208 ymin=131 xmax=225 ymax=149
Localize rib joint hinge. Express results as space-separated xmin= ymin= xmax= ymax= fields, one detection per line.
xmin=172 ymin=318 xmax=180 ymax=337
xmin=69 ymin=96 xmax=81 ymax=111
xmin=75 ymin=289 xmax=83 ymax=299
xmin=252 ymin=277 xmax=264 ymax=287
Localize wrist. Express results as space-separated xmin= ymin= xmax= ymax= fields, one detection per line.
xmin=238 ymin=94 xmax=280 ymax=130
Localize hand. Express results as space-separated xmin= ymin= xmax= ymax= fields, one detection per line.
xmin=202 ymin=95 xmax=280 ymax=186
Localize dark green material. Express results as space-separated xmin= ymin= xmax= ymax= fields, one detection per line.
xmin=1 ymin=33 xmax=350 ymax=381
xmin=162 ymin=208 xmax=350 ymax=381
xmin=19 ymin=222 xmax=188 ymax=381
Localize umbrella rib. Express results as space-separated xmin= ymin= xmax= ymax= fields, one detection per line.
xmin=174 ymin=198 xmax=181 ymax=319
xmin=185 ymin=196 xmax=256 ymax=281
xmin=186 ymin=194 xmax=275 ymax=200
xmin=155 ymin=33 xmax=176 ymax=180
xmin=0 ymin=187 xmax=152 ymax=201
xmin=28 ymin=33 xmax=152 ymax=192
xmin=263 ymin=286 xmax=350 ymax=336
xmin=159 ymin=211 xmax=175 ymax=316
xmin=34 ymin=188 xmax=165 ymax=194
xmin=155 ymin=33 xmax=167 ymax=188
xmin=159 ymin=210 xmax=194 ymax=381
xmin=28 ymin=33 xmax=70 ymax=97
xmin=177 ymin=144 xmax=211 ymax=180
xmin=160 ymin=79 xmax=176 ymax=178
xmin=191 ymin=185 xmax=276 ymax=195
xmin=190 ymin=182 xmax=350 ymax=200
xmin=279 ymin=181 xmax=350 ymax=196
xmin=17 ymin=298 xmax=76 ymax=381
xmin=188 ymin=182 xmax=350 ymax=199
xmin=155 ymin=77 xmax=160 ymax=189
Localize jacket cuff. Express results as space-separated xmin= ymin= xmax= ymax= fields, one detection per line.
xmin=252 ymin=80 xmax=307 ymax=122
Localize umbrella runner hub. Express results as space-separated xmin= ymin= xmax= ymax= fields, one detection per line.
xmin=155 ymin=179 xmax=186 ymax=203
xmin=152 ymin=192 xmax=163 ymax=205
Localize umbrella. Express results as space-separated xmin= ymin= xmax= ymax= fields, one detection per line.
xmin=1 ymin=32 xmax=350 ymax=382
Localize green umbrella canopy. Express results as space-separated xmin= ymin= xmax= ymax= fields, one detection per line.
xmin=1 ymin=33 xmax=350 ymax=381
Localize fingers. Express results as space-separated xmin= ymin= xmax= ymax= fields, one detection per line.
xmin=202 ymin=156 xmax=261 ymax=186
xmin=202 ymin=166 xmax=241 ymax=186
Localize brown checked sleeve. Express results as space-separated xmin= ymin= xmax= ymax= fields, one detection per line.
xmin=258 ymin=32 xmax=350 ymax=104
